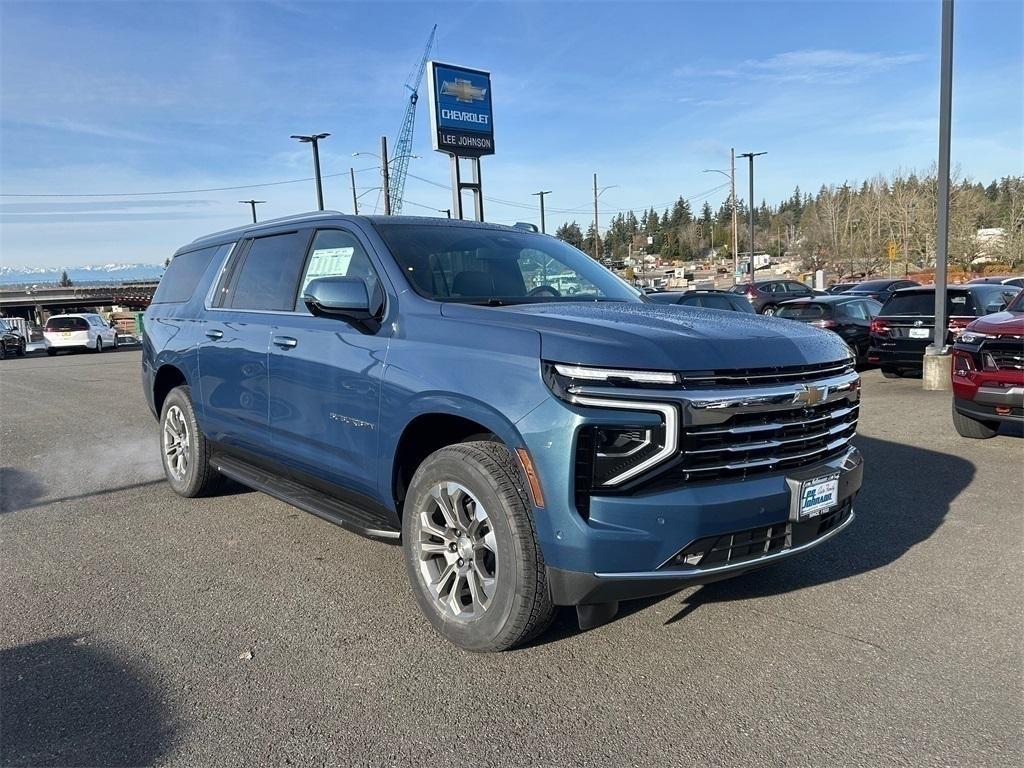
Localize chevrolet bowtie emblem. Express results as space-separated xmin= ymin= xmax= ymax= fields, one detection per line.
xmin=441 ymin=78 xmax=487 ymax=103
xmin=794 ymin=384 xmax=827 ymax=406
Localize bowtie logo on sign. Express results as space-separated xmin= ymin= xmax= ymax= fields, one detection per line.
xmin=441 ymin=78 xmax=487 ymax=103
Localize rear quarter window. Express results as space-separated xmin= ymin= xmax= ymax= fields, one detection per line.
xmin=151 ymin=243 xmax=229 ymax=304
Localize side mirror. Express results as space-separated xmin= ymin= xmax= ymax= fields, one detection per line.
xmin=302 ymin=277 xmax=382 ymax=332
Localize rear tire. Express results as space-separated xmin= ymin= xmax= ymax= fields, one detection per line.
xmin=94 ymin=338 xmax=103 ymax=353
xmin=46 ymin=348 xmax=57 ymax=357
xmin=16 ymin=340 xmax=26 ymax=357
xmin=402 ymin=441 xmax=555 ymax=652
xmin=881 ymin=366 xmax=902 ymax=379
xmin=952 ymin=403 xmax=999 ymax=439
xmin=761 ymin=304 xmax=777 ymax=316
xmin=159 ymin=385 xmax=224 ymax=497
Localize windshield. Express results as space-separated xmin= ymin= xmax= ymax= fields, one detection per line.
xmin=45 ymin=316 xmax=89 ymax=331
xmin=880 ymin=290 xmax=975 ymax=317
xmin=777 ymin=303 xmax=827 ymax=320
xmin=849 ymin=280 xmax=896 ymax=291
xmin=373 ymin=224 xmax=641 ymax=304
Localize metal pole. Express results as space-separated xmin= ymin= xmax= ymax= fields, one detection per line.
xmin=381 ymin=136 xmax=391 ymax=215
xmin=311 ymin=139 xmax=324 ymax=211
xmin=731 ymin=148 xmax=739 ymax=282
xmin=532 ymin=190 xmax=551 ymax=233
xmin=350 ymin=167 xmax=359 ymax=215
xmin=932 ymin=0 xmax=954 ymax=352
xmin=439 ymin=208 xmax=451 ymax=219
xmin=593 ymin=173 xmax=600 ymax=260
xmin=739 ymin=152 xmax=766 ymax=280
xmin=239 ymin=199 xmax=264 ymax=223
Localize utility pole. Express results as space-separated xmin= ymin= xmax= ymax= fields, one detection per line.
xmin=350 ymin=167 xmax=359 ymax=215
xmin=532 ymin=190 xmax=552 ymax=233
xmin=438 ymin=208 xmax=451 ymax=219
xmin=731 ymin=148 xmax=739 ymax=282
xmin=380 ymin=135 xmax=392 ymax=215
xmin=593 ymin=173 xmax=600 ymax=260
xmin=924 ymin=0 xmax=955 ymax=390
xmin=290 ymin=133 xmax=329 ymax=210
xmin=239 ymin=199 xmax=265 ymax=223
xmin=739 ymin=151 xmax=766 ymax=280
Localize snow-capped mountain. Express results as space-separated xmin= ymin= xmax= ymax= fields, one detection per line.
xmin=0 ymin=263 xmax=164 ymax=285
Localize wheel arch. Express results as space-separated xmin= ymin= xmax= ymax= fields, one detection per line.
xmin=152 ymin=363 xmax=188 ymax=416
xmin=387 ymin=399 xmax=527 ymax=517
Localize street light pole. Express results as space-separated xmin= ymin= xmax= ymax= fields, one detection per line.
xmin=739 ymin=151 xmax=766 ymax=280
xmin=350 ymin=167 xmax=359 ymax=215
xmin=290 ymin=133 xmax=330 ymax=210
xmin=239 ymin=199 xmax=265 ymax=223
xmin=593 ymin=173 xmax=600 ymax=260
xmin=731 ymin=148 xmax=739 ymax=281
xmin=924 ymin=0 xmax=956 ymax=391
xmin=380 ymin=135 xmax=391 ymax=215
xmin=532 ymin=190 xmax=552 ymax=233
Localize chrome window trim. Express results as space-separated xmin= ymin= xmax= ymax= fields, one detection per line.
xmin=203 ymin=241 xmax=239 ymax=310
xmin=569 ymin=395 xmax=678 ymax=486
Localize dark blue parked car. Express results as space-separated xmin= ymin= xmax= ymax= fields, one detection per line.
xmin=143 ymin=212 xmax=863 ymax=651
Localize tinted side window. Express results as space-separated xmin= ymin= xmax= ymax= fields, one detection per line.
xmin=701 ymin=294 xmax=736 ymax=311
xmin=785 ymin=281 xmax=812 ymax=294
xmin=842 ymin=301 xmax=870 ymax=320
xmin=227 ymin=232 xmax=309 ymax=311
xmin=152 ymin=244 xmax=226 ymax=304
xmin=677 ymin=294 xmax=702 ymax=306
xmin=297 ymin=229 xmax=380 ymax=309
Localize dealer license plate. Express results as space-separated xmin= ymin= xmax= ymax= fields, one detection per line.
xmin=909 ymin=327 xmax=930 ymax=339
xmin=799 ymin=473 xmax=840 ymax=519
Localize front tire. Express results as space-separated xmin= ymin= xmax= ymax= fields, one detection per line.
xmin=952 ymin=403 xmax=999 ymax=439
xmin=761 ymin=304 xmax=777 ymax=316
xmin=159 ymin=385 xmax=223 ymax=497
xmin=402 ymin=441 xmax=555 ymax=652
xmin=94 ymin=337 xmax=103 ymax=353
xmin=16 ymin=340 xmax=26 ymax=357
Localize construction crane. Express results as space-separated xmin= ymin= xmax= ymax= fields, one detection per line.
xmin=389 ymin=25 xmax=436 ymax=215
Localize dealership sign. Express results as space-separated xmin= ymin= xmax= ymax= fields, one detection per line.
xmin=427 ymin=61 xmax=495 ymax=157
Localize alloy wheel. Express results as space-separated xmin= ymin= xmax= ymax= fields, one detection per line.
xmin=163 ymin=405 xmax=190 ymax=481
xmin=416 ymin=481 xmax=498 ymax=621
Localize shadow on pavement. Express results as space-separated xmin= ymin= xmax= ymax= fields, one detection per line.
xmin=0 ymin=468 xmax=47 ymax=514
xmin=0 ymin=636 xmax=177 ymax=767
xmin=661 ymin=434 xmax=974 ymax=621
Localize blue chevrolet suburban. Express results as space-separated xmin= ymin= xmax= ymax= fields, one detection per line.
xmin=143 ymin=212 xmax=863 ymax=651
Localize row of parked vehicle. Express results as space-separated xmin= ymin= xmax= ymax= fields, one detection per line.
xmin=0 ymin=313 xmax=127 ymax=359
xmin=649 ymin=277 xmax=1022 ymax=377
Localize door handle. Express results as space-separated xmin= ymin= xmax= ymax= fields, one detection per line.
xmin=205 ymin=329 xmax=224 ymax=340
xmin=272 ymin=335 xmax=298 ymax=349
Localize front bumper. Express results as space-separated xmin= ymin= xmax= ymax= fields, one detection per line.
xmin=954 ymin=393 xmax=1024 ymax=424
xmin=545 ymin=446 xmax=863 ymax=606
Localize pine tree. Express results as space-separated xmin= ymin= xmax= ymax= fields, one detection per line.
xmin=59 ymin=270 xmax=72 ymax=287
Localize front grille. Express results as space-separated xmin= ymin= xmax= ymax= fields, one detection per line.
xmin=680 ymin=397 xmax=859 ymax=482
xmin=662 ymin=501 xmax=852 ymax=570
xmin=983 ymin=335 xmax=1024 ymax=371
xmin=678 ymin=359 xmax=854 ymax=388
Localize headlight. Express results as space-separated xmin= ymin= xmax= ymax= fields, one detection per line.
xmin=552 ymin=363 xmax=678 ymax=385
xmin=958 ymin=331 xmax=989 ymax=344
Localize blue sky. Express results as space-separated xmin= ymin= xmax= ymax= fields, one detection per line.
xmin=1 ymin=0 xmax=1021 ymax=267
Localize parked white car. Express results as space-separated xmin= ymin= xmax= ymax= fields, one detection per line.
xmin=43 ymin=313 xmax=118 ymax=355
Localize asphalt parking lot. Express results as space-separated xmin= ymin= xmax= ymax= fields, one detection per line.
xmin=1 ymin=349 xmax=1021 ymax=767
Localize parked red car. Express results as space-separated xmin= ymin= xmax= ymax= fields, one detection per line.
xmin=951 ymin=289 xmax=1024 ymax=438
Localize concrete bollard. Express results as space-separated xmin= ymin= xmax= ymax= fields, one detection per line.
xmin=922 ymin=348 xmax=952 ymax=391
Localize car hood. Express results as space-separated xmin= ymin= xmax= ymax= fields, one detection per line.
xmin=967 ymin=311 xmax=1024 ymax=335
xmin=440 ymin=301 xmax=850 ymax=370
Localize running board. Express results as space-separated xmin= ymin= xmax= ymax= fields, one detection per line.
xmin=211 ymin=454 xmax=400 ymax=542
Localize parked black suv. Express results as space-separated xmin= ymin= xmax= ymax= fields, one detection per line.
xmin=841 ymin=278 xmax=919 ymax=304
xmin=868 ymin=284 xmax=1020 ymax=377
xmin=731 ymin=279 xmax=815 ymax=314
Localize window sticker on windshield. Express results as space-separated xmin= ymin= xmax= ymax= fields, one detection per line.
xmin=951 ymin=296 xmax=966 ymax=305
xmin=303 ymin=247 xmax=354 ymax=291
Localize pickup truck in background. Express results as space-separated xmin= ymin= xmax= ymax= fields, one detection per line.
xmin=143 ymin=212 xmax=864 ymax=651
